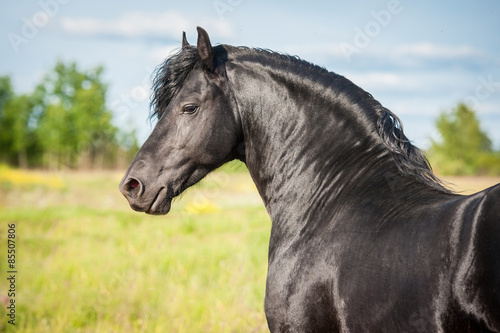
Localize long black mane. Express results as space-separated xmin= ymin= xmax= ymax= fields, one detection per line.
xmin=150 ymin=45 xmax=450 ymax=193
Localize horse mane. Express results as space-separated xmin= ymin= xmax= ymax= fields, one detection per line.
xmin=231 ymin=47 xmax=452 ymax=193
xmin=150 ymin=45 xmax=451 ymax=193
xmin=373 ymin=104 xmax=452 ymax=193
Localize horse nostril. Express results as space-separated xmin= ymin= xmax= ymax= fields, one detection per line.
xmin=129 ymin=179 xmax=140 ymax=189
xmin=124 ymin=178 xmax=142 ymax=197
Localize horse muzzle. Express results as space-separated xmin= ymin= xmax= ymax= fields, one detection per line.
xmin=119 ymin=176 xmax=174 ymax=215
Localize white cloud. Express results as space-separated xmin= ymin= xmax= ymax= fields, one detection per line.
xmin=60 ymin=10 xmax=235 ymax=40
xmin=280 ymin=42 xmax=486 ymax=72
xmin=394 ymin=43 xmax=484 ymax=59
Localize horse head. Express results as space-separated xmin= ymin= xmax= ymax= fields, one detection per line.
xmin=119 ymin=27 xmax=242 ymax=215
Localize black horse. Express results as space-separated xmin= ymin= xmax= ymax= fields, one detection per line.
xmin=120 ymin=27 xmax=500 ymax=332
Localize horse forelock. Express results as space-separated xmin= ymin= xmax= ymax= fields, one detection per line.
xmin=150 ymin=46 xmax=199 ymax=121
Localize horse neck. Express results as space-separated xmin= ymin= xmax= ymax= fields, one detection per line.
xmin=227 ymin=56 xmax=400 ymax=224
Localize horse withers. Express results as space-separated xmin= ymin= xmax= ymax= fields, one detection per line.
xmin=120 ymin=27 xmax=500 ymax=332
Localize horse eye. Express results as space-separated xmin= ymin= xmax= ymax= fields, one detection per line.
xmin=182 ymin=105 xmax=199 ymax=115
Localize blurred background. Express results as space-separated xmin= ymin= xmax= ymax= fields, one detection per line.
xmin=1 ymin=0 xmax=499 ymax=172
xmin=1 ymin=0 xmax=500 ymax=332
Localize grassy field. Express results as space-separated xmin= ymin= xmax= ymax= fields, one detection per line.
xmin=0 ymin=164 xmax=269 ymax=333
xmin=0 ymin=164 xmax=499 ymax=332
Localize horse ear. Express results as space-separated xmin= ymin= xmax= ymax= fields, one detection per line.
xmin=196 ymin=26 xmax=213 ymax=71
xmin=182 ymin=31 xmax=190 ymax=49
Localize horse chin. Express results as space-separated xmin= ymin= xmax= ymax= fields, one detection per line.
xmin=146 ymin=187 xmax=173 ymax=215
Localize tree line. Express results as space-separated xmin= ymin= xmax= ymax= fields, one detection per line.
xmin=0 ymin=61 xmax=138 ymax=169
xmin=1 ymin=61 xmax=499 ymax=174
xmin=428 ymin=103 xmax=500 ymax=176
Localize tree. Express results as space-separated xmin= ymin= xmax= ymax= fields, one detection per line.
xmin=9 ymin=94 xmax=33 ymax=168
xmin=0 ymin=62 xmax=139 ymax=169
xmin=0 ymin=77 xmax=35 ymax=167
xmin=0 ymin=76 xmax=13 ymax=112
xmin=429 ymin=103 xmax=500 ymax=175
xmin=0 ymin=76 xmax=15 ymax=161
xmin=35 ymin=61 xmax=118 ymax=168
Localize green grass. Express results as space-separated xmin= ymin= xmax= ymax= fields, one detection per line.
xmin=0 ymin=165 xmax=270 ymax=332
xmin=1 ymin=165 xmax=498 ymax=332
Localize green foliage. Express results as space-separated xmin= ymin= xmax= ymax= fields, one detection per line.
xmin=0 ymin=62 xmax=138 ymax=169
xmin=0 ymin=77 xmax=16 ymax=160
xmin=428 ymin=103 xmax=500 ymax=175
xmin=35 ymin=61 xmax=118 ymax=168
xmin=0 ymin=77 xmax=35 ymax=167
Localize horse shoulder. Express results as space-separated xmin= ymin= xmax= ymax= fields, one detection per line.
xmin=454 ymin=183 xmax=500 ymax=331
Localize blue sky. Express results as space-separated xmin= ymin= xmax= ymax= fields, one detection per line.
xmin=2 ymin=0 xmax=500 ymax=149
